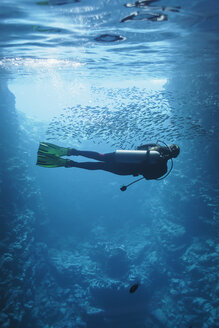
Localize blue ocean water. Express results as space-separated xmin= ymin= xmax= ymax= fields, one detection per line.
xmin=0 ymin=0 xmax=219 ymax=327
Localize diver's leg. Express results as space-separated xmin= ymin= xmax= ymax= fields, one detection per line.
xmin=66 ymin=161 xmax=107 ymax=170
xmin=65 ymin=160 xmax=132 ymax=176
xmin=68 ymin=149 xmax=115 ymax=162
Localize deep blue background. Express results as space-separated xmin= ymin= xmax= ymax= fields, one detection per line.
xmin=0 ymin=0 xmax=218 ymax=327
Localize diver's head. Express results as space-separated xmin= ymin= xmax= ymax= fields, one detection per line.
xmin=169 ymin=144 xmax=180 ymax=158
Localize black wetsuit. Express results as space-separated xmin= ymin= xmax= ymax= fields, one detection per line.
xmin=68 ymin=143 xmax=169 ymax=180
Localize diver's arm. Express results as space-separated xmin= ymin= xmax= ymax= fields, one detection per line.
xmin=143 ymin=164 xmax=168 ymax=180
xmin=142 ymin=154 xmax=167 ymax=180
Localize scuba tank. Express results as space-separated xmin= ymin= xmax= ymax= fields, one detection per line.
xmin=115 ymin=150 xmax=147 ymax=163
xmin=115 ymin=150 xmax=160 ymax=164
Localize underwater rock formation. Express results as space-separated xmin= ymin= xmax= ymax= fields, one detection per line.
xmin=0 ymin=76 xmax=43 ymax=327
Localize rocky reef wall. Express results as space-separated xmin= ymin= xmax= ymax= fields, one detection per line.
xmin=0 ymin=75 xmax=41 ymax=328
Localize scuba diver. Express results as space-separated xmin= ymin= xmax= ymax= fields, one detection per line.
xmin=36 ymin=141 xmax=180 ymax=191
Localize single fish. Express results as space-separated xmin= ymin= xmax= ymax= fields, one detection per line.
xmin=129 ymin=283 xmax=139 ymax=293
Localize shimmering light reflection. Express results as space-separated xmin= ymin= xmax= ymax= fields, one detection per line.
xmin=9 ymin=71 xmax=168 ymax=123
xmin=7 ymin=58 xmax=86 ymax=121
xmin=0 ymin=57 xmax=84 ymax=69
xmin=9 ymin=77 xmax=90 ymax=122
xmin=5 ymin=57 xmax=168 ymax=122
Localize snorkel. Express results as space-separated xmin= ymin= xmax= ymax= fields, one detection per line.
xmin=120 ymin=140 xmax=176 ymax=191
